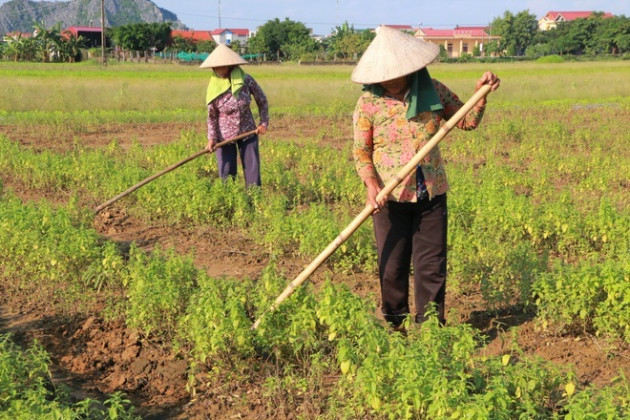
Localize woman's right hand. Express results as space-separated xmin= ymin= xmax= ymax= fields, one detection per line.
xmin=365 ymin=177 xmax=385 ymax=213
xmin=206 ymin=138 xmax=217 ymax=152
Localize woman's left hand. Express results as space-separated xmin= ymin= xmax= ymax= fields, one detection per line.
xmin=475 ymin=71 xmax=500 ymax=92
xmin=256 ymin=125 xmax=267 ymax=135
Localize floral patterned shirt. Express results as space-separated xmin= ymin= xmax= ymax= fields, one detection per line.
xmin=353 ymin=79 xmax=486 ymax=202
xmin=207 ymin=74 xmax=269 ymax=141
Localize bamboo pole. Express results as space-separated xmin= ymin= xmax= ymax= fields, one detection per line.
xmin=251 ymin=84 xmax=492 ymax=330
xmin=94 ymin=129 xmax=257 ymax=214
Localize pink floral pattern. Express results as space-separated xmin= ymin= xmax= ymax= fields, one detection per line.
xmin=353 ymin=79 xmax=486 ymax=202
xmin=207 ymin=74 xmax=269 ymax=141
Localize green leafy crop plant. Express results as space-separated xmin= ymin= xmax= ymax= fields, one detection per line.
xmin=1 ymin=193 xmax=627 ymax=418
xmin=125 ymin=246 xmax=199 ymax=339
xmin=0 ymin=194 xmax=103 ymax=292
xmin=3 ymin=91 xmax=629 ymax=332
xmin=2 ymin=60 xmax=629 ymax=416
xmin=533 ymin=258 xmax=630 ymax=342
xmin=0 ymin=334 xmax=139 ymax=419
xmin=1 ymin=130 xmax=377 ymax=270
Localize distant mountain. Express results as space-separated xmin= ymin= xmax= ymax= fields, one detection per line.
xmin=0 ymin=0 xmax=185 ymax=35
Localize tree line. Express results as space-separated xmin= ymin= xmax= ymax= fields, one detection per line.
xmin=1 ymin=11 xmax=628 ymax=63
xmin=108 ymin=19 xmax=375 ymax=63
xmin=485 ymin=11 xmax=629 ymax=57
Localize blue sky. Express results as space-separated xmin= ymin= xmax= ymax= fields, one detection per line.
xmin=3 ymin=0 xmax=629 ymax=35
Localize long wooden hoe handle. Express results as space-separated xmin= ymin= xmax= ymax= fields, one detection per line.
xmin=251 ymin=85 xmax=492 ymax=330
xmin=94 ymin=129 xmax=258 ymax=214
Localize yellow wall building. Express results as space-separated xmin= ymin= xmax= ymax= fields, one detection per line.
xmin=414 ymin=27 xmax=500 ymax=58
xmin=538 ymin=11 xmax=614 ymax=31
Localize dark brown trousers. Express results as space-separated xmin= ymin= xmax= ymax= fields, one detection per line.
xmin=372 ymin=194 xmax=447 ymax=326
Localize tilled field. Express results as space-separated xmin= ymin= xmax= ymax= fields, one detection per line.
xmin=1 ymin=118 xmax=628 ymax=418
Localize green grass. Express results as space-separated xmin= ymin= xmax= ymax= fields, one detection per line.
xmin=2 ymin=60 xmax=628 ymax=116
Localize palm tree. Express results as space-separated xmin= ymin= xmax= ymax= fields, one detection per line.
xmin=3 ymin=34 xmax=23 ymax=61
xmin=60 ymin=31 xmax=87 ymax=62
xmin=33 ymin=21 xmax=64 ymax=62
xmin=4 ymin=33 xmax=36 ymax=61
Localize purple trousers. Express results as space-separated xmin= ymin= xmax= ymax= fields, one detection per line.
xmin=216 ymin=134 xmax=261 ymax=187
xmin=372 ymin=194 xmax=447 ymax=326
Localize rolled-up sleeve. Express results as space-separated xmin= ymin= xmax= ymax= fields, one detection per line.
xmin=434 ymin=80 xmax=485 ymax=131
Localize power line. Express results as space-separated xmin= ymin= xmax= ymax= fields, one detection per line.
xmin=0 ymin=0 xmax=488 ymax=32
xmin=173 ymin=11 xmax=485 ymax=30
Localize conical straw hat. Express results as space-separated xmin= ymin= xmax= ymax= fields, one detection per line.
xmin=200 ymin=43 xmax=248 ymax=69
xmin=351 ymin=25 xmax=440 ymax=84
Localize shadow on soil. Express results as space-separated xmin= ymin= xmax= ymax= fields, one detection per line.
xmin=465 ymin=305 xmax=537 ymax=342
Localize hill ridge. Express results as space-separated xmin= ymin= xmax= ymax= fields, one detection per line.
xmin=0 ymin=0 xmax=184 ymax=35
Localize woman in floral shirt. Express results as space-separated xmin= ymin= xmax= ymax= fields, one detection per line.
xmin=201 ymin=44 xmax=269 ymax=187
xmin=352 ymin=26 xmax=500 ymax=329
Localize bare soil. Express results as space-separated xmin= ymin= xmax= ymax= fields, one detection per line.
xmin=1 ymin=120 xmax=628 ymax=419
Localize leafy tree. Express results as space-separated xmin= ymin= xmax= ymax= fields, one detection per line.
xmin=248 ymin=18 xmax=318 ymax=61
xmin=281 ymin=39 xmax=320 ymax=61
xmin=2 ymin=33 xmax=36 ymax=61
xmin=531 ymin=14 xmax=630 ymax=56
xmin=21 ymin=36 xmax=37 ymax=61
xmin=169 ymin=35 xmax=197 ymax=53
xmin=196 ymin=40 xmax=216 ymax=53
xmin=562 ymin=17 xmax=599 ymax=54
xmin=490 ymin=10 xmax=538 ymax=56
xmin=146 ymin=22 xmax=172 ymax=52
xmin=483 ymin=39 xmax=502 ymax=56
xmin=2 ymin=22 xmax=86 ymax=63
xmin=111 ymin=23 xmax=145 ymax=52
xmin=328 ymin=22 xmax=374 ymax=60
xmin=512 ymin=11 xmax=539 ymax=54
xmin=0 ymin=22 xmax=85 ymax=62
xmin=589 ymin=16 xmax=630 ymax=54
xmin=524 ymin=42 xmax=553 ymax=58
xmin=60 ymin=31 xmax=87 ymax=62
xmin=111 ymin=22 xmax=172 ymax=59
xmin=32 ymin=21 xmax=63 ymax=62
xmin=438 ymin=44 xmax=448 ymax=60
xmin=546 ymin=22 xmax=582 ymax=55
xmin=230 ymin=40 xmax=243 ymax=54
xmin=165 ymin=31 xmax=216 ymax=59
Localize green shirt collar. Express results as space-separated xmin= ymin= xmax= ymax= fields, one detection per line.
xmin=362 ymin=67 xmax=443 ymax=119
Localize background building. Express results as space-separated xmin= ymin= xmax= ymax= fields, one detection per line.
xmin=414 ymin=26 xmax=500 ymax=58
xmin=210 ymin=28 xmax=250 ymax=44
xmin=538 ymin=11 xmax=614 ymax=31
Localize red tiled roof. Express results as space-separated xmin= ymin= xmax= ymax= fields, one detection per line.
xmin=456 ymin=26 xmax=490 ymax=32
xmin=419 ymin=28 xmax=454 ymax=37
xmin=453 ymin=28 xmax=488 ymax=37
xmin=172 ymin=30 xmax=214 ymax=42
xmin=210 ymin=28 xmax=250 ymax=36
xmin=544 ymin=11 xmax=614 ymax=21
xmin=5 ymin=31 xmax=32 ymax=38
xmin=419 ymin=27 xmax=489 ymax=37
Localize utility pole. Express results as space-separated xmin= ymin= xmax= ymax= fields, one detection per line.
xmin=218 ymin=0 xmax=222 ymax=28
xmin=101 ymin=0 xmax=107 ymax=66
